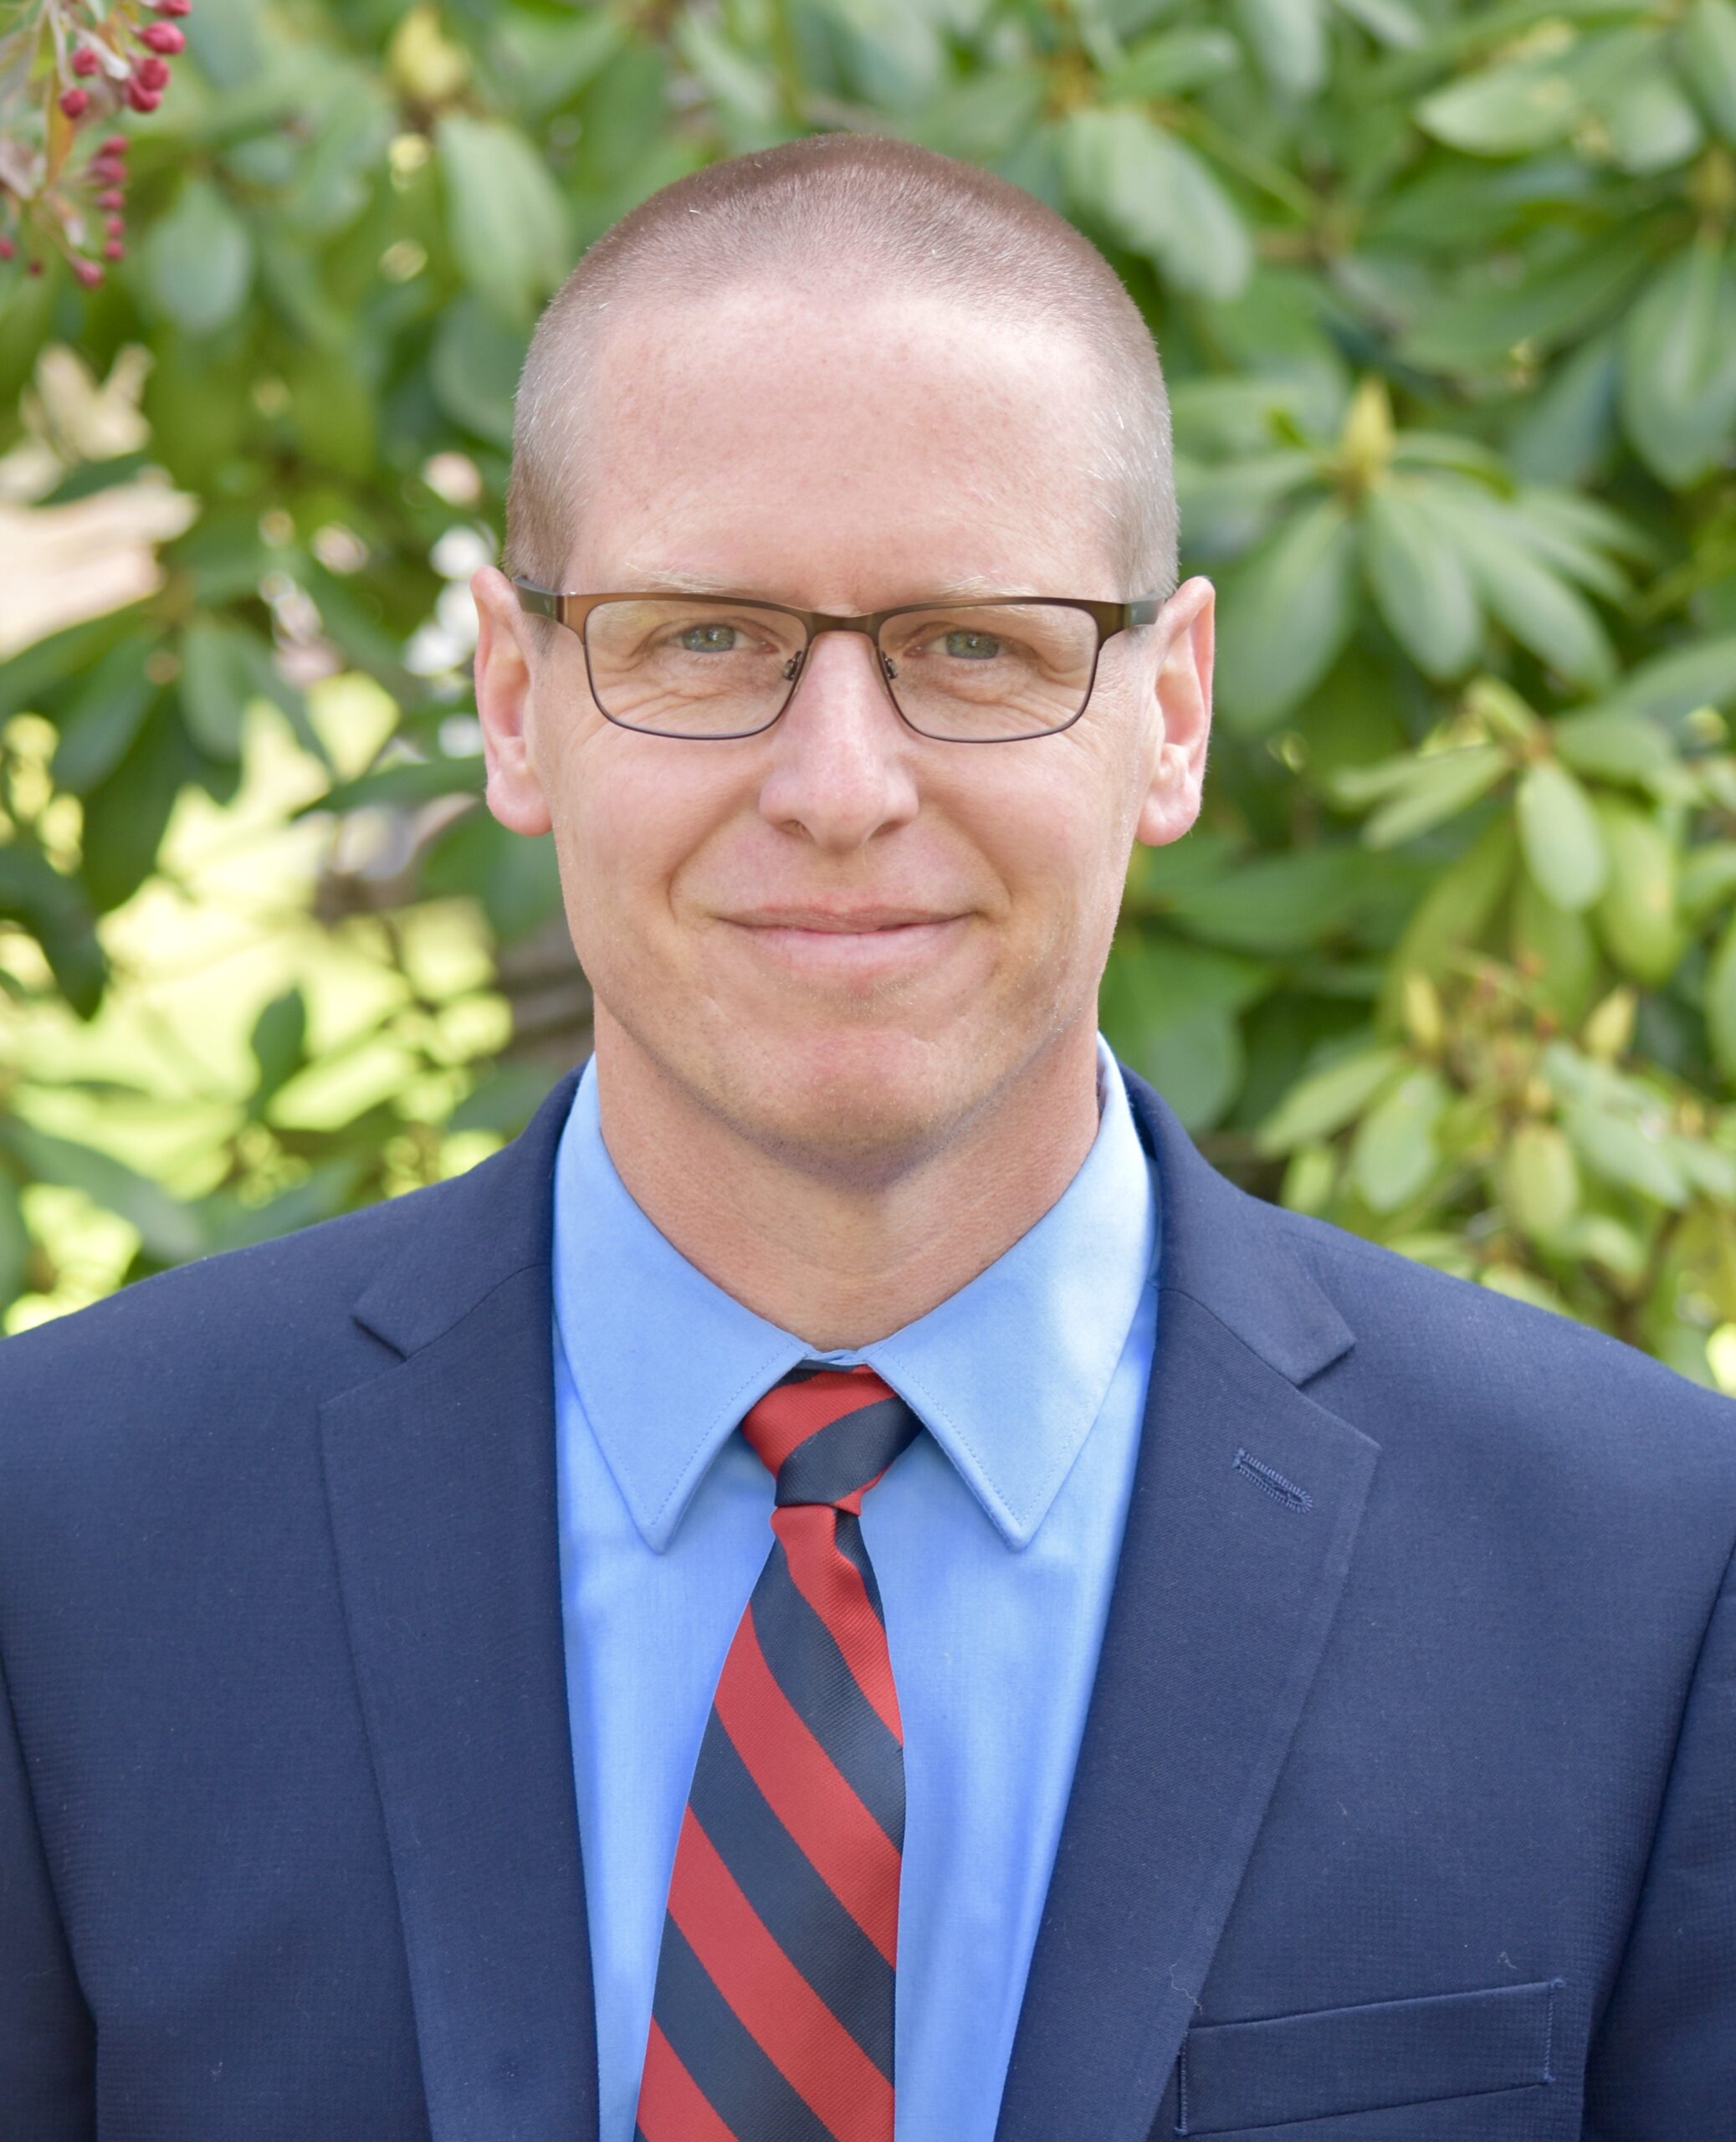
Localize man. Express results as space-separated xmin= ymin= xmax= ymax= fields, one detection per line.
xmin=2 ymin=132 xmax=1733 ymax=2142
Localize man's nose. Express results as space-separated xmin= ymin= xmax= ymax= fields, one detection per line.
xmin=755 ymin=627 xmax=921 ymax=851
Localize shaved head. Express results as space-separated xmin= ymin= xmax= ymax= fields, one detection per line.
xmin=504 ymin=133 xmax=1177 ymax=597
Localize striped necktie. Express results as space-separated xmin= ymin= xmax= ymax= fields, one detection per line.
xmin=633 ymin=1361 xmax=921 ymax=2142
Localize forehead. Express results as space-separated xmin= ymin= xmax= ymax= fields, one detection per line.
xmin=563 ymin=284 xmax=1120 ymax=604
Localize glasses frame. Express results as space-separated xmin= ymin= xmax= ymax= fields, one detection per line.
xmin=512 ymin=579 xmax=1162 ymax=741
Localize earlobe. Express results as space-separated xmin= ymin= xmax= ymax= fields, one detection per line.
xmin=1135 ymin=576 xmax=1215 ymax=849
xmin=473 ymin=566 xmax=556 ymax=838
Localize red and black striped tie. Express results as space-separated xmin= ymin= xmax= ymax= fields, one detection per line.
xmin=633 ymin=1361 xmax=920 ymax=2142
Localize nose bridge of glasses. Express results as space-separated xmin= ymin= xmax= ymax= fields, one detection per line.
xmin=790 ymin=616 xmax=899 ymax=691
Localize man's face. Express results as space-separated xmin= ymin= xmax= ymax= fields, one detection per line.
xmin=475 ymin=284 xmax=1212 ymax=1182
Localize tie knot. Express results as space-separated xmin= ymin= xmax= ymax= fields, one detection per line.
xmin=742 ymin=1363 xmax=920 ymax=1508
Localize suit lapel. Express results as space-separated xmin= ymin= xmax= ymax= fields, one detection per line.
xmin=320 ymin=1077 xmax=598 ymax=2142
xmin=995 ymin=1072 xmax=1380 ymax=2142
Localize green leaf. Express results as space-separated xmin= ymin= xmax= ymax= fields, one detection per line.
xmin=1257 ymin=1043 xmax=1406 ymax=1153
xmin=1332 ymin=0 xmax=1424 ymax=49
xmin=1399 ymin=228 xmax=1654 ymax=379
xmin=1504 ymin=486 xmax=1642 ymax=602
xmin=1363 ymin=746 xmax=1509 ymax=848
xmin=1552 ymin=710 xmax=1678 ymax=791
xmin=904 ymin=69 xmax=1047 ymax=159
xmin=676 ymin=11 xmax=780 ymax=125
xmin=249 ymin=986 xmax=308 ymax=1105
xmin=1479 ymin=1265 xmax=1577 ymax=1320
xmin=448 ymin=1063 xmax=561 ymax=1137
xmin=1509 ymin=330 xmax=1621 ymax=487
xmin=0 ymin=1174 xmax=30 ymax=1310
xmin=1707 ymin=909 xmax=1736 ymax=1083
xmin=1671 ymin=1130 xmax=1736 ymax=1202
xmin=1676 ymin=0 xmax=1736 ymax=142
xmin=1517 ymin=761 xmax=1608 ymax=912
xmin=143 ymin=179 xmax=253 ymax=337
xmin=1104 ymin=932 xmax=1274 ymax=1021
xmin=79 ymin=705 xmax=193 ymax=915
xmin=1512 ymin=872 xmax=1600 ymax=1022
xmin=1104 ymin=27 xmax=1242 ymax=99
xmin=1378 ymin=818 xmax=1516 ymax=1021
xmin=178 ymin=620 xmax=262 ymax=761
xmin=1680 ymin=842 xmax=1736 ymax=926
xmin=302 ymin=755 xmax=485 ymax=817
xmin=1416 ymin=52 xmax=1585 ymax=156
xmin=287 ymin=345 xmax=376 ymax=479
xmin=1163 ymin=846 xmax=1385 ymax=954
xmin=1621 ymin=240 xmax=1736 ymax=486
xmin=1588 ymin=633 xmax=1736 ymax=735
xmin=429 ymin=297 xmax=525 ymax=450
xmin=1134 ymin=1008 xmax=1245 ymax=1130
xmin=0 ymin=846 xmax=105 ymax=1017
xmin=0 ymin=1120 xmax=205 ymax=1263
xmin=1349 ymin=1066 xmax=1447 ymax=1210
xmin=1060 ymin=108 xmax=1252 ymax=300
xmin=1213 ymin=496 xmax=1357 ymax=731
xmin=1599 ymin=59 xmax=1703 ymax=172
xmin=1174 ymin=450 xmax=1319 ymax=558
xmin=1593 ymin=800 xmax=1684 ymax=985
xmin=492 ymin=7 xmax=625 ymax=116
xmin=1423 ymin=488 xmax=1615 ymax=686
xmin=1235 ymin=0 xmax=1328 ymax=97
xmin=49 ymin=641 xmax=157 ymax=794
xmin=438 ymin=114 xmax=571 ymax=323
xmin=1562 ymin=1099 xmax=1689 ymax=1205
xmin=1360 ymin=484 xmax=1482 ymax=677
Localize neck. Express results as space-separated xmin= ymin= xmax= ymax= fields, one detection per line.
xmin=591 ymin=1017 xmax=1104 ymax=1350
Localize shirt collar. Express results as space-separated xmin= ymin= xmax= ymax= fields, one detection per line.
xmin=551 ymin=1038 xmax=1158 ymax=1552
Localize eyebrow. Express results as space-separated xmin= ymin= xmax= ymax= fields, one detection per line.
xmin=607 ymin=571 xmax=1042 ymax=604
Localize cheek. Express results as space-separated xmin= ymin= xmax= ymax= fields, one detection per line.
xmin=543 ymin=733 xmax=730 ymax=966
xmin=963 ymin=757 xmax=1130 ymax=944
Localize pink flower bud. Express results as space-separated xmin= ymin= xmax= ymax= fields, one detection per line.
xmin=96 ymin=187 xmax=125 ymax=209
xmin=0 ymin=237 xmax=15 ymax=260
xmin=72 ymin=258 xmax=104 ymax=288
xmin=101 ymin=134 xmax=129 ymax=156
xmin=125 ymin=80 xmax=161 ymax=111
xmin=104 ymin=240 xmax=125 ymax=262
xmin=105 ymin=213 xmax=125 ymax=236
xmin=155 ymin=0 xmax=193 ymax=14
xmin=72 ymin=47 xmax=100 ymax=76
xmin=59 ymin=87 xmax=91 ymax=119
xmin=136 ymin=57 xmax=171 ymax=90
xmin=141 ymin=23 xmax=186 ymax=53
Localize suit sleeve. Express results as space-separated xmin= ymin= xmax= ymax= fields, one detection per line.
xmin=0 ymin=1641 xmax=94 ymax=2141
xmin=1584 ymin=1533 xmax=1736 ymax=2136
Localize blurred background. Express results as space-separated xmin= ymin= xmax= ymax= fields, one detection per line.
xmin=3 ymin=0 xmax=1736 ymax=1386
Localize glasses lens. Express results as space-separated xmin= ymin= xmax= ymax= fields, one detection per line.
xmin=878 ymin=603 xmax=1098 ymax=740
xmin=584 ymin=598 xmax=805 ymax=735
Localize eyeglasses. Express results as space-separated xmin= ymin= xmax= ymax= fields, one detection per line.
xmin=512 ymin=582 xmax=1160 ymax=742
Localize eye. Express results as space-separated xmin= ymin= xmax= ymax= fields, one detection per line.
xmin=676 ymin=622 xmax=740 ymax=653
xmin=941 ymin=628 xmax=1002 ymax=659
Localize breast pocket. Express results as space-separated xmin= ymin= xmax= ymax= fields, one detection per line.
xmin=1175 ymin=1977 xmax=1562 ymax=2137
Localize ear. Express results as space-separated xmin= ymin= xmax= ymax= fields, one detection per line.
xmin=1135 ymin=575 xmax=1215 ymax=849
xmin=473 ymin=565 xmax=554 ymax=838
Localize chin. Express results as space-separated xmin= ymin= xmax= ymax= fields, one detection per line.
xmin=709 ymin=1019 xmax=995 ymax=1186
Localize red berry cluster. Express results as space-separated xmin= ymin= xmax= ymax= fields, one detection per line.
xmin=12 ymin=0 xmax=197 ymax=287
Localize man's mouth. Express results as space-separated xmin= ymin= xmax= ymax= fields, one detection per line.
xmin=721 ymin=906 xmax=969 ymax=975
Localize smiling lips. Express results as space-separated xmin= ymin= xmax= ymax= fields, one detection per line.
xmin=724 ymin=906 xmax=967 ymax=976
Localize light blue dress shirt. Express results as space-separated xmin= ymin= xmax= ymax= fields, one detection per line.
xmin=551 ymin=1039 xmax=1160 ymax=2142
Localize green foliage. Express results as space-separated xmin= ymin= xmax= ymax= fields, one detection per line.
xmin=2 ymin=0 xmax=1735 ymax=1388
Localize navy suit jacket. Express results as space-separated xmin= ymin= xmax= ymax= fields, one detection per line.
xmin=3 ymin=1068 xmax=1734 ymax=2141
